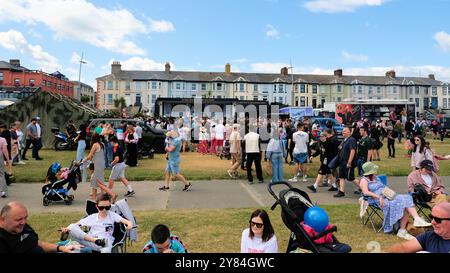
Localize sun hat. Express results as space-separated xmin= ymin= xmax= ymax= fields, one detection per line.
xmin=362 ymin=162 xmax=379 ymax=176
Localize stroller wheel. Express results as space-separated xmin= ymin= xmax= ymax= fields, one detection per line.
xmin=43 ymin=197 xmax=50 ymax=206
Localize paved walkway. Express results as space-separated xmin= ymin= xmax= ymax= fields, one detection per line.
xmin=1 ymin=177 xmax=449 ymax=214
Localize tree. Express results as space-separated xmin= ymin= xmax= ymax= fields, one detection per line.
xmin=80 ymin=95 xmax=90 ymax=104
xmin=114 ymin=97 xmax=126 ymax=110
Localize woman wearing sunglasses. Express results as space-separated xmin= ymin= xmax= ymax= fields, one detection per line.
xmin=60 ymin=193 xmax=132 ymax=253
xmin=388 ymin=202 xmax=450 ymax=253
xmin=410 ymin=136 xmax=434 ymax=171
xmin=240 ymin=209 xmax=278 ymax=253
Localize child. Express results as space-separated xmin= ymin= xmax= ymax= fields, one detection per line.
xmin=142 ymin=224 xmax=187 ymax=253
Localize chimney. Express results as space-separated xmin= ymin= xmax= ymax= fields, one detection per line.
xmin=225 ymin=63 xmax=231 ymax=75
xmin=111 ymin=61 xmax=122 ymax=75
xmin=281 ymin=67 xmax=288 ymax=76
xmin=334 ymin=69 xmax=343 ymax=77
xmin=165 ymin=62 xmax=171 ymax=73
xmin=428 ymin=74 xmax=435 ymax=80
xmin=385 ymin=70 xmax=396 ymax=78
xmin=9 ymin=59 xmax=20 ymax=67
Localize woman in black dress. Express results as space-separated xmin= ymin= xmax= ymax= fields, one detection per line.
xmin=124 ymin=124 xmax=138 ymax=167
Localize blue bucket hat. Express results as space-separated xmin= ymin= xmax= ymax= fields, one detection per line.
xmin=51 ymin=162 xmax=61 ymax=174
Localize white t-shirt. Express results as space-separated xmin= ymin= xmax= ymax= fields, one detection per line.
xmin=293 ymin=131 xmax=309 ymax=154
xmin=229 ymin=131 xmax=241 ymax=154
xmin=240 ymin=228 xmax=278 ymax=253
xmin=78 ymin=211 xmax=123 ymax=240
xmin=215 ymin=124 xmax=225 ymax=140
xmin=36 ymin=123 xmax=41 ymax=138
xmin=421 ymin=174 xmax=433 ymax=187
xmin=244 ymin=132 xmax=260 ymax=153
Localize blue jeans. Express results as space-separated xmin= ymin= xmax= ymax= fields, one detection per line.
xmin=357 ymin=158 xmax=366 ymax=177
xmin=76 ymin=140 xmax=87 ymax=183
xmin=271 ymin=152 xmax=284 ymax=183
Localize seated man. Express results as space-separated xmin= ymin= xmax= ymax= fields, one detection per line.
xmin=387 ymin=202 xmax=450 ymax=253
xmin=142 ymin=224 xmax=186 ymax=253
xmin=0 ymin=201 xmax=77 ymax=253
xmin=60 ymin=193 xmax=132 ymax=253
xmin=407 ymin=159 xmax=449 ymax=207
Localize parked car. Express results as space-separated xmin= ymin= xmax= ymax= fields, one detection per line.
xmin=86 ymin=118 xmax=166 ymax=153
xmin=308 ymin=117 xmax=344 ymax=138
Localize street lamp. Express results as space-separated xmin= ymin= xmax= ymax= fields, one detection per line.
xmin=287 ymin=64 xmax=294 ymax=106
xmin=78 ymin=52 xmax=87 ymax=100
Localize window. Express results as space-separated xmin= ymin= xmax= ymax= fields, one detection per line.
xmin=415 ymin=86 xmax=419 ymax=94
xmin=300 ymin=84 xmax=305 ymax=93
xmin=29 ymin=79 xmax=35 ymax=86
xmin=444 ymin=86 xmax=448 ymax=96
xmin=115 ymin=81 xmax=119 ymax=90
xmin=201 ymin=83 xmax=207 ymax=91
xmin=253 ymin=96 xmax=258 ymax=101
xmin=14 ymin=78 xmax=20 ymax=86
xmin=358 ymin=86 xmax=363 ymax=94
xmin=217 ymin=95 xmax=222 ymax=99
xmin=392 ymin=86 xmax=397 ymax=94
xmin=152 ymin=82 xmax=158 ymax=90
xmin=240 ymin=96 xmax=244 ymax=100
xmin=176 ymin=83 xmax=181 ymax=90
xmin=279 ymin=96 xmax=283 ymax=103
xmin=279 ymin=84 xmax=284 ymax=93
xmin=300 ymin=97 xmax=306 ymax=106
xmin=0 ymin=72 xmax=3 ymax=81
xmin=377 ymin=86 xmax=381 ymax=94
xmin=152 ymin=94 xmax=157 ymax=102
xmin=368 ymin=86 xmax=373 ymax=95
xmin=409 ymin=98 xmax=413 ymax=102
xmin=444 ymin=98 xmax=448 ymax=108
xmin=424 ymin=87 xmax=429 ymax=95
xmin=337 ymin=85 xmax=342 ymax=93
xmin=107 ymin=94 xmax=113 ymax=104
xmin=136 ymin=93 xmax=141 ymax=105
xmin=191 ymin=83 xmax=197 ymax=91
xmin=216 ymin=83 xmax=222 ymax=91
xmin=135 ymin=81 xmax=142 ymax=91
xmin=409 ymin=86 xmax=413 ymax=95
xmin=42 ymin=80 xmax=46 ymax=87
xmin=337 ymin=97 xmax=342 ymax=102
xmin=415 ymin=98 xmax=420 ymax=107
xmin=312 ymin=85 xmax=317 ymax=94
xmin=125 ymin=81 xmax=130 ymax=90
xmin=107 ymin=81 xmax=113 ymax=90
xmin=253 ymin=84 xmax=258 ymax=92
xmin=239 ymin=83 xmax=245 ymax=92
xmin=432 ymin=87 xmax=437 ymax=96
xmin=273 ymin=84 xmax=277 ymax=92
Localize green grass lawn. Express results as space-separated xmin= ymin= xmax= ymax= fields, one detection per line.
xmin=28 ymin=205 xmax=406 ymax=253
xmin=13 ymin=138 xmax=450 ymax=183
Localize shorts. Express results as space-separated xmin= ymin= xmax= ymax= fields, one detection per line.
xmin=318 ymin=163 xmax=331 ymax=175
xmin=166 ymin=160 xmax=180 ymax=175
xmin=293 ymin=153 xmax=308 ymax=164
xmin=338 ymin=165 xmax=355 ymax=181
xmin=109 ymin=162 xmax=126 ymax=180
xmin=216 ymin=139 xmax=224 ymax=146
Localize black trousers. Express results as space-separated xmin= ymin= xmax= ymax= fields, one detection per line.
xmin=22 ymin=139 xmax=34 ymax=158
xmin=387 ymin=138 xmax=395 ymax=157
xmin=288 ymin=140 xmax=295 ymax=162
xmin=246 ymin=153 xmax=263 ymax=182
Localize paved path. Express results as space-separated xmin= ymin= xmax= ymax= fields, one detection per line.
xmin=1 ymin=177 xmax=449 ymax=214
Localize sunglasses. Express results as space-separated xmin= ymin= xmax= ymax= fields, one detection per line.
xmin=249 ymin=221 xmax=264 ymax=228
xmin=97 ymin=205 xmax=111 ymax=211
xmin=415 ymin=139 xmax=420 ymax=142
xmin=429 ymin=214 xmax=450 ymax=224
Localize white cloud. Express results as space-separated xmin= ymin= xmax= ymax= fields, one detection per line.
xmin=231 ymin=58 xmax=249 ymax=63
xmin=148 ymin=19 xmax=175 ymax=33
xmin=107 ymin=57 xmax=170 ymax=71
xmin=342 ymin=50 xmax=369 ymax=62
xmin=0 ymin=29 xmax=61 ymax=72
xmin=27 ymin=29 xmax=42 ymax=39
xmin=265 ymin=24 xmax=280 ymax=39
xmin=0 ymin=0 xmax=175 ymax=55
xmin=303 ymin=0 xmax=390 ymax=13
xmin=434 ymin=31 xmax=450 ymax=52
xmin=250 ymin=61 xmax=450 ymax=82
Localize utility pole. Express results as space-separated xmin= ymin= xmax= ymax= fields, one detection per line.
xmin=78 ymin=52 xmax=87 ymax=100
xmin=287 ymin=59 xmax=294 ymax=106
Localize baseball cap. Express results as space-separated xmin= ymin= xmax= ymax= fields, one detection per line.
xmin=419 ymin=160 xmax=434 ymax=171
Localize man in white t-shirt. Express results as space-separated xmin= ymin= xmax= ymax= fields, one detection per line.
xmin=289 ymin=123 xmax=309 ymax=182
xmin=215 ymin=121 xmax=226 ymax=155
xmin=244 ymin=127 xmax=263 ymax=184
xmin=60 ymin=194 xmax=132 ymax=253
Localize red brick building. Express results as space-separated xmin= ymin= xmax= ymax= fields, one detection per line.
xmin=0 ymin=59 xmax=74 ymax=97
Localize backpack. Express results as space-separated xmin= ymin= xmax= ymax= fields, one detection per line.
xmin=413 ymin=184 xmax=432 ymax=203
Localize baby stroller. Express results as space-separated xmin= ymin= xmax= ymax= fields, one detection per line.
xmin=268 ymin=181 xmax=352 ymax=253
xmin=220 ymin=140 xmax=231 ymax=160
xmin=42 ymin=161 xmax=81 ymax=206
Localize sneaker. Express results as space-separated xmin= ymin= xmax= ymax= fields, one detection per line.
xmin=95 ymin=238 xmax=107 ymax=247
xmin=413 ymin=217 xmax=432 ymax=228
xmin=307 ymin=185 xmax=317 ymax=193
xmin=397 ymin=229 xmax=415 ymax=240
xmin=1 ymin=191 xmax=6 ymax=198
xmin=302 ymin=175 xmax=308 ymax=182
xmin=159 ymin=186 xmax=170 ymax=191
xmin=227 ymin=170 xmax=235 ymax=179
xmin=288 ymin=177 xmax=298 ymax=182
xmin=328 ymin=186 xmax=338 ymax=192
xmin=17 ymin=161 xmax=26 ymax=165
xmin=248 ymin=180 xmax=254 ymax=184
xmin=258 ymin=180 xmax=264 ymax=183
xmin=124 ymin=190 xmax=135 ymax=197
xmin=183 ymin=183 xmax=192 ymax=191
xmin=334 ymin=191 xmax=345 ymax=198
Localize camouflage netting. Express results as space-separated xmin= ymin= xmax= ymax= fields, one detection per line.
xmin=0 ymin=91 xmax=105 ymax=148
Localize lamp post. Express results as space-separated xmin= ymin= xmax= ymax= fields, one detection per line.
xmin=287 ymin=65 xmax=294 ymax=106
xmin=78 ymin=52 xmax=87 ymax=101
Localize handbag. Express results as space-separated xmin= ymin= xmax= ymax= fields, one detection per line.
xmin=327 ymin=155 xmax=340 ymax=169
xmin=413 ymin=184 xmax=432 ymax=203
xmin=381 ymin=186 xmax=396 ymax=200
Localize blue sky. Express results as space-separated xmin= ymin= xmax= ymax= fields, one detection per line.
xmin=1 ymin=0 xmax=450 ymax=88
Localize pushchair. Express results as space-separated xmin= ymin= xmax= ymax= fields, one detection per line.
xmin=42 ymin=161 xmax=81 ymax=206
xmin=268 ymin=181 xmax=352 ymax=253
xmin=220 ymin=140 xmax=231 ymax=160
